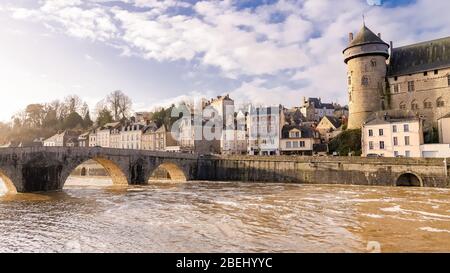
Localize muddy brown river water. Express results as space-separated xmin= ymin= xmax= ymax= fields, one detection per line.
xmin=1 ymin=177 xmax=449 ymax=253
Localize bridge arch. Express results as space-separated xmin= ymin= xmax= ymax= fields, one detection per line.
xmin=0 ymin=170 xmax=17 ymax=194
xmin=63 ymin=156 xmax=129 ymax=187
xmin=395 ymin=172 xmax=423 ymax=187
xmin=148 ymin=162 xmax=188 ymax=182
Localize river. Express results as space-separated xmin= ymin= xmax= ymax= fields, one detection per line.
xmin=1 ymin=177 xmax=449 ymax=253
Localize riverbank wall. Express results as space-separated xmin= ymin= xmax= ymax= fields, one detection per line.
xmin=197 ymin=156 xmax=450 ymax=188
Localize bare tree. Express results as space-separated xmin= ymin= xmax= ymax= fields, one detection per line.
xmin=64 ymin=95 xmax=83 ymax=114
xmin=106 ymin=90 xmax=132 ymax=121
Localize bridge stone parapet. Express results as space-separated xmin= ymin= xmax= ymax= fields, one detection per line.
xmin=1 ymin=148 xmax=449 ymax=193
xmin=0 ymin=147 xmax=198 ymax=193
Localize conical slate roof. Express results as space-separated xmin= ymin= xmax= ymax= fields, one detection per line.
xmin=348 ymin=25 xmax=389 ymax=47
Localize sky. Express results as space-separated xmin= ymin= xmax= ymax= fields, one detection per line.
xmin=0 ymin=0 xmax=449 ymax=121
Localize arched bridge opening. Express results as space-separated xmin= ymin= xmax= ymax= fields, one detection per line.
xmin=149 ymin=162 xmax=188 ymax=182
xmin=0 ymin=170 xmax=17 ymax=195
xmin=64 ymin=157 xmax=128 ymax=189
xmin=396 ymin=173 xmax=423 ymax=187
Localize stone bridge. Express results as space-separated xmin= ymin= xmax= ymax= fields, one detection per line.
xmin=0 ymin=147 xmax=198 ymax=193
xmin=1 ymin=147 xmax=449 ymax=193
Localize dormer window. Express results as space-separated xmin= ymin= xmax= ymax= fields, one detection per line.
xmin=289 ymin=130 xmax=300 ymax=138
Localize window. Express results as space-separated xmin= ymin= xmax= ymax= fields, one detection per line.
xmin=362 ymin=76 xmax=369 ymax=86
xmin=380 ymin=141 xmax=385 ymax=150
xmin=437 ymin=97 xmax=445 ymax=108
xmin=286 ymin=141 xmax=292 ymax=148
xmin=393 ymin=125 xmax=397 ymax=133
xmin=424 ymin=100 xmax=432 ymax=109
xmin=408 ymin=81 xmax=415 ymax=92
xmin=300 ymin=141 xmax=305 ymax=147
xmin=369 ymin=141 xmax=374 ymax=150
xmin=404 ymin=124 xmax=409 ymax=132
xmin=293 ymin=141 xmax=299 ymax=148
xmin=434 ymin=70 xmax=439 ymax=75
xmin=405 ymin=151 xmax=411 ymax=157
xmin=448 ymin=75 xmax=450 ymax=86
xmin=424 ymin=71 xmax=428 ymax=76
xmin=368 ymin=129 xmax=373 ymax=137
xmin=393 ymin=137 xmax=398 ymax=146
xmin=394 ymin=84 xmax=399 ymax=93
xmin=371 ymin=59 xmax=377 ymax=67
xmin=399 ymin=102 xmax=406 ymax=110
xmin=379 ymin=129 xmax=384 ymax=136
xmin=394 ymin=76 xmax=398 ymax=81
xmin=405 ymin=136 xmax=410 ymax=146
xmin=348 ymin=76 xmax=351 ymax=85
xmin=411 ymin=100 xmax=418 ymax=110
xmin=394 ymin=151 xmax=399 ymax=157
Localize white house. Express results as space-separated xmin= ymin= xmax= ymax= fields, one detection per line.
xmin=247 ymin=105 xmax=282 ymax=155
xmin=120 ymin=123 xmax=145 ymax=150
xmin=362 ymin=116 xmax=424 ymax=158
xmin=96 ymin=122 xmax=120 ymax=148
xmin=279 ymin=125 xmax=317 ymax=155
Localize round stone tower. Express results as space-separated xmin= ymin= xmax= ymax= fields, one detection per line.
xmin=343 ymin=25 xmax=390 ymax=129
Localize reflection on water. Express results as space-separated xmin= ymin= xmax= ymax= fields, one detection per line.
xmin=0 ymin=177 xmax=449 ymax=253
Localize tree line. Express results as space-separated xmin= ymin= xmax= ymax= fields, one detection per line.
xmin=0 ymin=90 xmax=133 ymax=144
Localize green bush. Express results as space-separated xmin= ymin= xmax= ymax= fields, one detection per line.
xmin=328 ymin=129 xmax=362 ymax=156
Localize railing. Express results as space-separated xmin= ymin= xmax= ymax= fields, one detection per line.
xmin=0 ymin=146 xmax=199 ymax=159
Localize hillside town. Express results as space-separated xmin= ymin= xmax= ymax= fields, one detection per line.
xmin=1 ymin=24 xmax=450 ymax=159
xmin=0 ymin=95 xmax=348 ymax=156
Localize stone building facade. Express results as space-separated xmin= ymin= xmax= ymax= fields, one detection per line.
xmin=344 ymin=24 xmax=450 ymax=132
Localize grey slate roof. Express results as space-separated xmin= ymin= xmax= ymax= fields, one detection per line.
xmin=281 ymin=125 xmax=315 ymax=139
xmin=322 ymin=116 xmax=342 ymax=129
xmin=364 ymin=116 xmax=420 ymax=126
xmin=388 ymin=36 xmax=450 ymax=77
xmin=307 ymin=98 xmax=335 ymax=109
xmin=348 ymin=25 xmax=389 ymax=48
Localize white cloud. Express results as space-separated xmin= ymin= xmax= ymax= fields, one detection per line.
xmin=4 ymin=0 xmax=450 ymax=113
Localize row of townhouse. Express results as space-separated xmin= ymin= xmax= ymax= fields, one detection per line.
xmin=40 ymin=95 xmax=348 ymax=156
xmin=80 ymin=122 xmax=179 ymax=151
xmin=246 ymin=105 xmax=332 ymax=156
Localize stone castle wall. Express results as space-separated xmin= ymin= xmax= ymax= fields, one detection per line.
xmin=388 ymin=67 xmax=450 ymax=130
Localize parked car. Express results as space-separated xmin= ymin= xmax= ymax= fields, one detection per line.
xmin=366 ymin=154 xmax=382 ymax=158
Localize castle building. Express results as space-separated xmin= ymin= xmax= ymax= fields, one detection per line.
xmin=344 ymin=24 xmax=450 ymax=131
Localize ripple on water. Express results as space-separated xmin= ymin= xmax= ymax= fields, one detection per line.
xmin=1 ymin=180 xmax=450 ymax=252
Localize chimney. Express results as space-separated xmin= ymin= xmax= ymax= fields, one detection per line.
xmin=378 ymin=33 xmax=381 ymax=38
xmin=349 ymin=32 xmax=354 ymax=42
